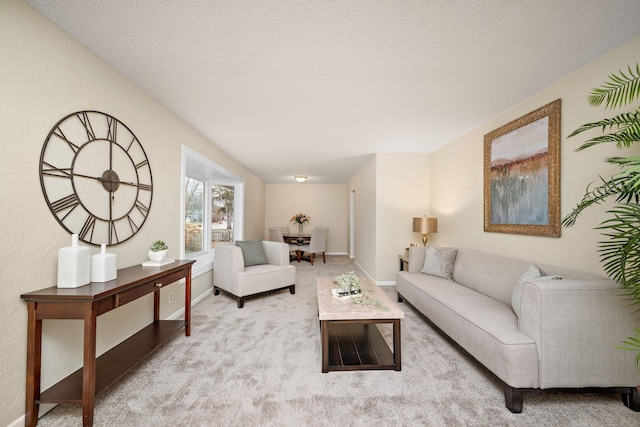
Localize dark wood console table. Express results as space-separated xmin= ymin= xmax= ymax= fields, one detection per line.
xmin=21 ymin=260 xmax=195 ymax=427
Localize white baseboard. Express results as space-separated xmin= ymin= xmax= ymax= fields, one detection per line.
xmin=353 ymin=261 xmax=396 ymax=287
xmin=8 ymin=415 xmax=24 ymax=427
xmin=376 ymin=281 xmax=396 ymax=287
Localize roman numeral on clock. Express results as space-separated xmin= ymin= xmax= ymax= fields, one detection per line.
xmin=135 ymin=200 xmax=149 ymax=215
xmin=135 ymin=160 xmax=148 ymax=169
xmin=52 ymin=127 xmax=80 ymax=153
xmin=41 ymin=162 xmax=72 ymax=178
xmin=79 ymin=215 xmax=96 ymax=241
xmin=107 ymin=116 xmax=117 ymax=141
xmin=127 ymin=215 xmax=139 ymax=234
xmin=76 ymin=112 xmax=96 ymax=141
xmin=51 ymin=194 xmax=79 ymax=214
xmin=109 ymin=220 xmax=119 ymax=245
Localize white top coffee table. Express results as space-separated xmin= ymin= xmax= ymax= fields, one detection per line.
xmin=316 ymin=276 xmax=404 ymax=373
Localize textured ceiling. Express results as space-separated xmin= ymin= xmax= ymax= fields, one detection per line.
xmin=27 ymin=0 xmax=640 ymax=183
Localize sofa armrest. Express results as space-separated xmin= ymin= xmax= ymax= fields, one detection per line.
xmin=519 ymin=278 xmax=640 ymax=388
xmin=408 ymin=246 xmax=426 ymax=273
xmin=262 ymin=241 xmax=289 ymax=266
xmin=213 ymin=244 xmax=245 ymax=290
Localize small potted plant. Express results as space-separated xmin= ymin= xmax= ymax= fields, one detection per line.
xmin=148 ymin=240 xmax=169 ymax=261
xmin=335 ymin=271 xmax=361 ymax=295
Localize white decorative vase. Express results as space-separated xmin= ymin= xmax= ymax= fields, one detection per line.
xmin=91 ymin=244 xmax=117 ymax=282
xmin=57 ymin=234 xmax=91 ymax=288
xmin=298 ymin=223 xmax=303 ymax=236
xmin=148 ymin=249 xmax=168 ymax=261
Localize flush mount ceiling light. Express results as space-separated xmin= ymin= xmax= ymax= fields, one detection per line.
xmin=294 ymin=176 xmax=308 ymax=182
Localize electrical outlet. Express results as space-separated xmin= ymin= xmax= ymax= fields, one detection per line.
xmin=168 ymin=292 xmax=174 ymax=304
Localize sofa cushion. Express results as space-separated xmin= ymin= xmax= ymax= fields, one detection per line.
xmin=236 ymin=240 xmax=268 ymax=267
xmin=421 ymin=246 xmax=458 ymax=279
xmin=396 ymin=271 xmax=539 ymax=388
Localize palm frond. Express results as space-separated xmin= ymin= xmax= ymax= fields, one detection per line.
xmin=569 ymin=110 xmax=640 ymax=150
xmin=596 ymin=204 xmax=640 ymax=293
xmin=609 ymin=158 xmax=640 ymax=192
xmin=617 ymin=328 xmax=640 ymax=371
xmin=588 ymin=63 xmax=640 ymax=109
xmin=562 ymin=175 xmax=640 ymax=228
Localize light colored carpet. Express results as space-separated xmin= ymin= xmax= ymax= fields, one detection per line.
xmin=38 ymin=256 xmax=639 ymax=426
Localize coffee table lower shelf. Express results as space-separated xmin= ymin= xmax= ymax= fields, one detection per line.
xmin=321 ymin=319 xmax=401 ymax=373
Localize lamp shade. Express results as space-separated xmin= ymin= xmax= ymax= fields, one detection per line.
xmin=412 ymin=217 xmax=437 ymax=234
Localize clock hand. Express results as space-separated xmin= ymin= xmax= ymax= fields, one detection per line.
xmin=73 ymin=172 xmax=102 ymax=181
xmin=73 ymin=171 xmax=144 ymax=190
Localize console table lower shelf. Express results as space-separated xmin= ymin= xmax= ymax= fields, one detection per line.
xmin=38 ymin=321 xmax=183 ymax=403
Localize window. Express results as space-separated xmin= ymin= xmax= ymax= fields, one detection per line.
xmin=181 ymin=146 xmax=244 ymax=277
xmin=185 ymin=177 xmax=204 ymax=254
xmin=211 ymin=185 xmax=234 ymax=248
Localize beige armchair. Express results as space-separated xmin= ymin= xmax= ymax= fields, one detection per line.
xmin=296 ymin=227 xmax=328 ymax=265
xmin=213 ymin=241 xmax=296 ymax=308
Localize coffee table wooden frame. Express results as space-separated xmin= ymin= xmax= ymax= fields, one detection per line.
xmin=316 ymin=277 xmax=403 ymax=373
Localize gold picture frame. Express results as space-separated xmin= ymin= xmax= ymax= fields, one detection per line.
xmin=484 ymin=99 xmax=561 ymax=237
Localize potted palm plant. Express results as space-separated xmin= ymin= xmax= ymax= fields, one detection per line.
xmin=562 ymin=63 xmax=640 ymax=370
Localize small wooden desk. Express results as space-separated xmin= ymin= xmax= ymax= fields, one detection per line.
xmin=20 ymin=260 xmax=195 ymax=427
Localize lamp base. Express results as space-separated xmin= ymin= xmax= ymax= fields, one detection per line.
xmin=422 ymin=234 xmax=428 ymax=246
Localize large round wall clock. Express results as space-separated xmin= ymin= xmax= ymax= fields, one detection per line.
xmin=39 ymin=110 xmax=153 ymax=246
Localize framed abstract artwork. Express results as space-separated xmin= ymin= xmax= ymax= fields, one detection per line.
xmin=484 ymin=99 xmax=561 ymax=237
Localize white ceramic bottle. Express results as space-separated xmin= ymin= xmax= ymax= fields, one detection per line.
xmin=57 ymin=234 xmax=91 ymax=288
xmin=91 ymin=244 xmax=117 ymax=282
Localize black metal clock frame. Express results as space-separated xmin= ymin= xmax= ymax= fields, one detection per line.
xmin=39 ymin=110 xmax=153 ymax=246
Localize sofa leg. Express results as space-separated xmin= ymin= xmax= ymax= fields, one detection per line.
xmin=622 ymin=386 xmax=640 ymax=411
xmin=289 ymin=285 xmax=295 ymax=294
xmin=504 ymin=387 xmax=523 ymax=413
xmin=397 ymin=293 xmax=404 ymax=303
xmin=322 ymin=252 xmax=326 ymax=263
xmin=213 ymin=287 xmax=220 ymax=295
xmin=237 ymin=298 xmax=245 ymax=308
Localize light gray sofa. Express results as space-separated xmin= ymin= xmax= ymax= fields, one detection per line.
xmin=396 ymin=246 xmax=640 ymax=413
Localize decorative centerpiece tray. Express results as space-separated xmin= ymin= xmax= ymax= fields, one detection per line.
xmin=331 ymin=288 xmax=362 ymax=300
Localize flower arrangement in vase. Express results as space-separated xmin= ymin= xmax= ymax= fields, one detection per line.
xmin=290 ymin=212 xmax=311 ymax=236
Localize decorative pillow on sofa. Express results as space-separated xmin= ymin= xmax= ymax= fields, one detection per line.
xmin=420 ymin=246 xmax=458 ymax=280
xmin=236 ymin=240 xmax=267 ymax=267
xmin=511 ymin=264 xmax=561 ymax=317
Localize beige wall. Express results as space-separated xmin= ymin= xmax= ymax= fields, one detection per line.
xmin=375 ymin=154 xmax=431 ymax=281
xmin=349 ymin=157 xmax=377 ymax=273
xmin=264 ymin=184 xmax=348 ymax=254
xmin=0 ymin=1 xmax=264 ymax=425
xmin=349 ymin=154 xmax=430 ymax=281
xmin=431 ymin=35 xmax=640 ymax=275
